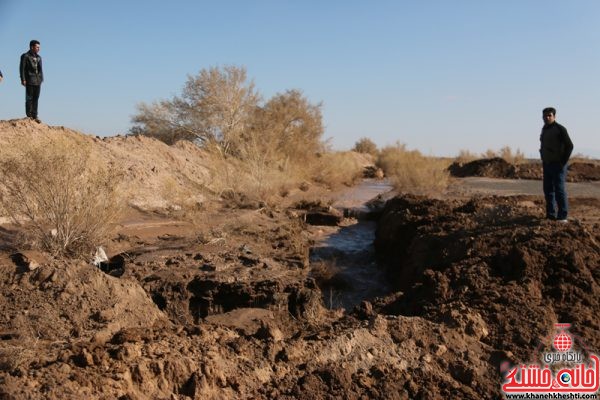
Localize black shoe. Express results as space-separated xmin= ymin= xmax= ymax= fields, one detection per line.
xmin=546 ymin=215 xmax=556 ymax=221
xmin=34 ymin=118 xmax=41 ymax=123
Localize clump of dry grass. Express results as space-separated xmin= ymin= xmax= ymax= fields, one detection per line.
xmin=482 ymin=146 xmax=526 ymax=164
xmin=455 ymin=149 xmax=479 ymax=164
xmin=202 ymin=147 xmax=365 ymax=207
xmin=310 ymin=260 xmax=340 ymax=284
xmin=0 ymin=136 xmax=124 ymax=258
xmin=498 ymin=146 xmax=525 ymax=164
xmin=353 ymin=137 xmax=378 ymax=157
xmin=310 ymin=260 xmax=351 ymax=290
xmin=377 ymin=143 xmax=449 ymax=195
xmin=201 ymin=146 xmax=290 ymax=207
xmin=310 ymin=152 xmax=366 ymax=189
xmin=455 ymin=146 xmax=527 ymax=165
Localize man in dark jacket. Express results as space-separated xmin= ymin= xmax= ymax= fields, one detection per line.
xmin=19 ymin=40 xmax=43 ymax=123
xmin=0 ymin=69 xmax=3 ymax=82
xmin=540 ymin=107 xmax=574 ymax=222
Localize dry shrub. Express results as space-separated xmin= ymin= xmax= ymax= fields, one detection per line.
xmin=310 ymin=260 xmax=350 ymax=290
xmin=353 ymin=137 xmax=378 ymax=157
xmin=483 ymin=149 xmax=497 ymax=159
xmin=482 ymin=146 xmax=525 ymax=164
xmin=203 ymin=148 xmax=366 ymax=206
xmin=157 ymin=176 xmax=205 ymax=214
xmin=0 ymin=136 xmax=124 ymax=257
xmin=202 ymin=146 xmax=290 ymax=207
xmin=217 ymin=89 xmax=325 ymax=201
xmin=201 ymin=156 xmax=289 ymax=208
xmin=252 ymin=89 xmax=324 ymax=165
xmin=310 ymin=152 xmax=365 ymax=188
xmin=455 ymin=149 xmax=479 ymax=164
xmin=377 ymin=143 xmax=449 ymax=195
xmin=498 ymin=146 xmax=525 ymax=164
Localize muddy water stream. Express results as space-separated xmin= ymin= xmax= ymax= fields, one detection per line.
xmin=309 ymin=179 xmax=395 ymax=310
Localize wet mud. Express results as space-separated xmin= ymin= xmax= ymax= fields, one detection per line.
xmin=1 ymin=182 xmax=599 ymax=399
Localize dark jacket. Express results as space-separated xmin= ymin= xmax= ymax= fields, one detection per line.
xmin=0 ymin=69 xmax=3 ymax=78
xmin=19 ymin=50 xmax=43 ymax=86
xmin=540 ymin=122 xmax=573 ymax=165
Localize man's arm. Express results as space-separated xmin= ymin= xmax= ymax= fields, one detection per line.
xmin=39 ymin=57 xmax=43 ymax=83
xmin=560 ymin=125 xmax=574 ymax=165
xmin=19 ymin=54 xmax=26 ymax=85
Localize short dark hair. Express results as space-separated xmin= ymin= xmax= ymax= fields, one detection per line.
xmin=29 ymin=40 xmax=40 ymax=48
xmin=543 ymin=107 xmax=556 ymax=116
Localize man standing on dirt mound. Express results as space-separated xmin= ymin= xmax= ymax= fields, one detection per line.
xmin=19 ymin=40 xmax=43 ymax=123
xmin=540 ymin=107 xmax=573 ymax=222
xmin=0 ymin=69 xmax=3 ymax=82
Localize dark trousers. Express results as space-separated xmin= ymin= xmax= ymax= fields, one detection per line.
xmin=542 ymin=162 xmax=568 ymax=219
xmin=25 ymin=84 xmax=41 ymax=118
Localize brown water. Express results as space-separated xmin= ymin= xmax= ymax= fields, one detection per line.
xmin=310 ymin=179 xmax=394 ymax=310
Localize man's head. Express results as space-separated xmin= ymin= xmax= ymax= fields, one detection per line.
xmin=543 ymin=107 xmax=556 ymax=125
xmin=29 ymin=40 xmax=40 ymax=53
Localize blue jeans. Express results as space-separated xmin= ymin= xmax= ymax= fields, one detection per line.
xmin=542 ymin=162 xmax=568 ymax=219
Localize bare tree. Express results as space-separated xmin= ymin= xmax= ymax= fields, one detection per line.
xmin=131 ymin=65 xmax=260 ymax=151
xmin=130 ymin=101 xmax=196 ymax=145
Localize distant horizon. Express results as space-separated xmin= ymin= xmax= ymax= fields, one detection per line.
xmin=2 ymin=116 xmax=598 ymax=162
xmin=1 ymin=1 xmax=599 ymax=158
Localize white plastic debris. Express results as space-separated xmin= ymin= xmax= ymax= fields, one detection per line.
xmin=92 ymin=246 xmax=109 ymax=267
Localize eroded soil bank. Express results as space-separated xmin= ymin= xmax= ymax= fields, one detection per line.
xmin=448 ymin=157 xmax=600 ymax=182
xmin=1 ymin=187 xmax=599 ymax=398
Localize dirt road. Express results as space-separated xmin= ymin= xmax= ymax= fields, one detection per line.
xmin=450 ymin=177 xmax=600 ymax=198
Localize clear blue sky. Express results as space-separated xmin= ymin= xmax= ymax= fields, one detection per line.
xmin=1 ymin=0 xmax=599 ymax=157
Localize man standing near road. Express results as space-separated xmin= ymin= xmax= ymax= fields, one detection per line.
xmin=19 ymin=40 xmax=43 ymax=123
xmin=540 ymin=107 xmax=574 ymax=222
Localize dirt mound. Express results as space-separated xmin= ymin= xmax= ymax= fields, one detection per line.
xmin=448 ymin=157 xmax=517 ymax=178
xmin=568 ymin=161 xmax=600 ymax=181
xmin=514 ymin=161 xmax=600 ymax=182
xmin=0 ymin=257 xmax=166 ymax=343
xmin=0 ymin=119 xmax=213 ymax=213
xmin=449 ymin=157 xmax=600 ymax=182
xmin=374 ymin=194 xmax=600 ymax=395
xmin=513 ymin=162 xmax=542 ymax=180
xmin=0 ymin=256 xmax=175 ymax=399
